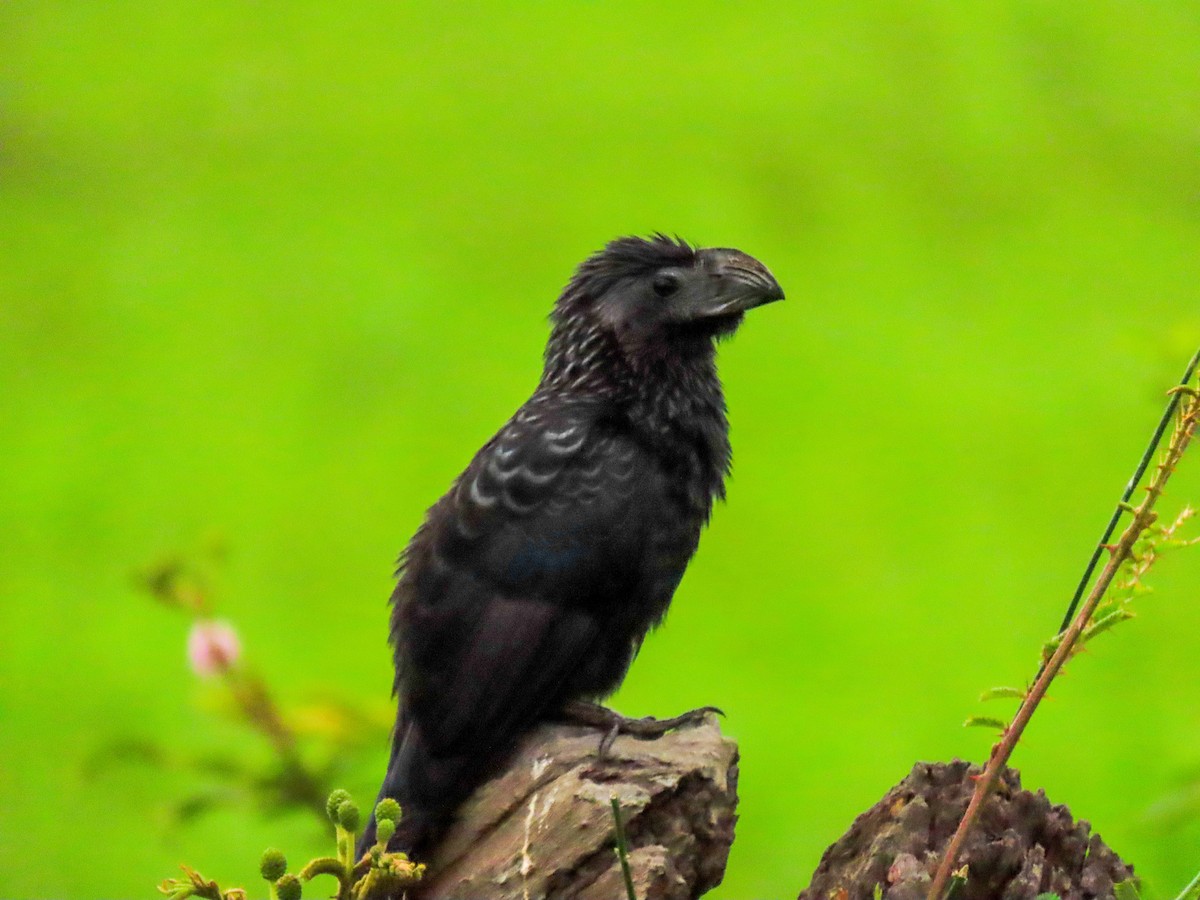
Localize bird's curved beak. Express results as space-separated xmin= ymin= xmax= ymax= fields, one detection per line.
xmin=698 ymin=248 xmax=785 ymax=317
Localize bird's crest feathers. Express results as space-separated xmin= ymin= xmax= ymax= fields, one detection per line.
xmin=554 ymin=234 xmax=696 ymax=319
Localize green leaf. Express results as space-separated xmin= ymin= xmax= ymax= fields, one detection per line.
xmin=1115 ymin=878 xmax=1143 ymax=900
xmin=1082 ymin=608 xmax=1135 ymax=643
xmin=1036 ymin=894 xmax=1060 ymax=900
xmin=963 ymin=716 xmax=1008 ymax=730
xmin=979 ymin=686 xmax=1024 ymax=701
xmin=1041 ymin=637 xmax=1061 ymax=660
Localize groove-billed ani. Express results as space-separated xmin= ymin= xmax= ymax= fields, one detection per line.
xmin=359 ymin=234 xmax=783 ymax=858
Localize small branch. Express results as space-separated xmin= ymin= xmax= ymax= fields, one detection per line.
xmin=226 ymin=669 xmax=328 ymax=820
xmin=1054 ymin=347 xmax=1200 ymax=635
xmin=135 ymin=554 xmax=338 ymax=825
xmin=928 ymin=357 xmax=1200 ymax=900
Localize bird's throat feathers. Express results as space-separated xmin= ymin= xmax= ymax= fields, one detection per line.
xmin=542 ymin=303 xmax=728 ymax=428
xmin=541 ymin=300 xmax=732 ymax=512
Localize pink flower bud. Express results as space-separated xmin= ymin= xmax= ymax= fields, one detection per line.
xmin=187 ymin=619 xmax=241 ymax=677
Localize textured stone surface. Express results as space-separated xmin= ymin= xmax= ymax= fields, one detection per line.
xmin=797 ymin=760 xmax=1134 ymax=900
xmin=413 ymin=714 xmax=738 ymax=900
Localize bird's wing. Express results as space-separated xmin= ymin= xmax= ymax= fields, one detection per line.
xmin=393 ymin=402 xmax=653 ymax=757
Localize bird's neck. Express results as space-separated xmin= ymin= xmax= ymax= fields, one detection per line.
xmin=539 ymin=318 xmax=627 ymax=396
xmin=541 ymin=320 xmax=726 ymax=423
xmin=627 ymin=345 xmax=727 ymax=437
xmin=625 ymin=347 xmax=732 ymax=514
xmin=540 ymin=319 xmax=731 ymax=511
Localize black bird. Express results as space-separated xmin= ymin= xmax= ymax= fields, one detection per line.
xmin=360 ymin=235 xmax=783 ymax=858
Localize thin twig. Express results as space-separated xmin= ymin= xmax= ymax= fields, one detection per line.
xmin=227 ymin=669 xmax=327 ymax=820
xmin=610 ymin=796 xmax=637 ymax=900
xmin=928 ymin=355 xmax=1200 ymax=900
xmin=1174 ymin=867 xmax=1200 ymax=900
xmin=1054 ymin=348 xmax=1200 ymax=635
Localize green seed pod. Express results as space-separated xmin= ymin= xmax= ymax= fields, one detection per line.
xmin=325 ymin=789 xmax=352 ymax=823
xmin=337 ymin=800 xmax=361 ymax=832
xmin=376 ymin=818 xmax=396 ymax=845
xmin=374 ymin=797 xmax=402 ymax=825
xmin=275 ymin=874 xmax=302 ymax=900
xmin=259 ymin=848 xmax=287 ymax=881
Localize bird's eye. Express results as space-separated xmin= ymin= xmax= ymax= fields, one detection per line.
xmin=652 ymin=272 xmax=681 ymax=298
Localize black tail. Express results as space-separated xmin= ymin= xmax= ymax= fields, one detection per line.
xmin=355 ymin=719 xmax=479 ymax=861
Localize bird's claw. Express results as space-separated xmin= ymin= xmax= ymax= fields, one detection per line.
xmin=559 ymin=700 xmax=723 ymax=758
xmin=598 ymin=721 xmax=621 ymax=759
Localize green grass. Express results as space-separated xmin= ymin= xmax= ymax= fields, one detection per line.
xmin=3 ymin=3 xmax=1200 ymax=897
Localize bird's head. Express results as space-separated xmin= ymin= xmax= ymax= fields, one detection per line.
xmin=551 ymin=235 xmax=784 ymax=363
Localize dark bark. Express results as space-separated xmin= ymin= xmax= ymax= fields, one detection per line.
xmin=798 ymin=760 xmax=1134 ymax=900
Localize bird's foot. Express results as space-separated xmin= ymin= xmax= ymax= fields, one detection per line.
xmin=558 ymin=699 xmax=723 ymax=758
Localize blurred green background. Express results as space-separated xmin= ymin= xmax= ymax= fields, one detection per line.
xmin=3 ymin=3 xmax=1200 ymax=897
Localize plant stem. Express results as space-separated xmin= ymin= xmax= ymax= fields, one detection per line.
xmin=610 ymin=796 xmax=637 ymax=900
xmin=1055 ymin=348 xmax=1200 ymax=636
xmin=228 ymin=668 xmax=328 ymax=821
xmin=1174 ymin=867 xmax=1200 ymax=900
xmin=928 ymin=362 xmax=1199 ymax=900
